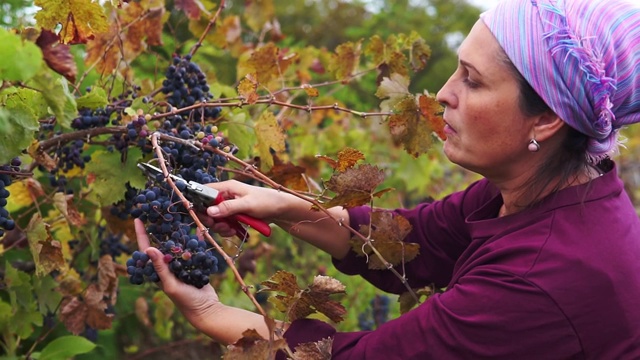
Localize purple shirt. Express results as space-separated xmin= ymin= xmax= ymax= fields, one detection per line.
xmin=281 ymin=165 xmax=640 ymax=359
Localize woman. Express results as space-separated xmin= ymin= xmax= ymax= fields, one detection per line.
xmin=135 ymin=0 xmax=640 ymax=358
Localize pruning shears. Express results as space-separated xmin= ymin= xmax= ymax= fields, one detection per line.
xmin=137 ymin=162 xmax=272 ymax=238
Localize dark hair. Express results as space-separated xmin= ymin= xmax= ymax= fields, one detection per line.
xmin=502 ymin=56 xmax=592 ymax=207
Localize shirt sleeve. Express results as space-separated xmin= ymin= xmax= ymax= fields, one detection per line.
xmin=280 ymin=267 xmax=581 ymax=359
xmin=333 ymin=179 xmax=497 ymax=292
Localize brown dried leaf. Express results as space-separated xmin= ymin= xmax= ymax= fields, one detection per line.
xmin=261 ymin=271 xmax=347 ymax=323
xmin=36 ymin=29 xmax=77 ymax=82
xmin=329 ymin=41 xmax=362 ymax=82
xmin=267 ymin=162 xmax=307 ymax=191
xmin=316 ymin=148 xmax=364 ymax=172
xmin=97 ymin=255 xmax=117 ymax=298
xmin=255 ymin=110 xmax=286 ymax=172
xmin=410 ymin=33 xmax=432 ymax=71
xmin=25 ymin=178 xmax=46 ymax=199
xmin=59 ymin=296 xmax=87 ymax=335
xmin=238 ymin=74 xmax=259 ymax=104
xmin=419 ymin=93 xmax=446 ymax=141
xmin=352 ymin=211 xmax=418 ymax=270
xmin=292 ymin=338 xmax=333 ymax=360
xmin=225 ymin=329 xmax=287 ymax=360
xmin=25 ymin=214 xmax=65 ymax=276
xmin=102 ymin=206 xmax=136 ymax=241
xmin=325 ymin=164 xmax=384 ymax=198
xmin=365 ymin=35 xmax=385 ymax=65
xmin=175 ymin=0 xmax=205 ymax=20
xmin=135 ymin=297 xmax=151 ymax=327
xmin=389 ymin=96 xmax=434 ymax=158
xmin=39 ymin=240 xmax=66 ymax=274
xmin=85 ymin=284 xmax=114 ymax=330
xmin=398 ymin=286 xmax=435 ymax=314
xmin=57 ymin=269 xmax=84 ymax=296
xmin=53 ymin=192 xmax=87 ymax=227
xmin=28 ymin=141 xmax=57 ymax=171
xmin=248 ymin=43 xmax=295 ymax=85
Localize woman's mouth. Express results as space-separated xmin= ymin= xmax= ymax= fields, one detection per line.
xmin=444 ymin=121 xmax=456 ymax=135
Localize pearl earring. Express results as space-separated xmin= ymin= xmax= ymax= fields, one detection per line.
xmin=528 ymin=139 xmax=540 ymax=152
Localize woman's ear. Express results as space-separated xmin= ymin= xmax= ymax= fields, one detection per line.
xmin=532 ymin=110 xmax=566 ymax=142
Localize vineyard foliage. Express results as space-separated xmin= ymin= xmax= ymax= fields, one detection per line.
xmin=0 ymin=0 xmax=592 ymax=359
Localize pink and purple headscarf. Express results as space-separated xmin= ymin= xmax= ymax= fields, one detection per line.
xmin=480 ymin=0 xmax=640 ymax=163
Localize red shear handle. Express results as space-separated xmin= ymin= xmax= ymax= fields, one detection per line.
xmin=214 ymin=193 xmax=272 ymax=237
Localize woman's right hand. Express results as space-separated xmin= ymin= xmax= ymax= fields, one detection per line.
xmin=200 ymin=180 xmax=297 ymax=237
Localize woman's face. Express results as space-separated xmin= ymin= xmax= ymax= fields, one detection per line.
xmin=436 ymin=20 xmax=537 ymax=179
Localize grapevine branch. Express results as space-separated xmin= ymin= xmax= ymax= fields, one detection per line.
xmin=189 ymin=0 xmax=226 ymax=58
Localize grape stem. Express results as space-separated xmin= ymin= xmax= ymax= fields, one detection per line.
xmin=189 ymin=0 xmax=226 ymax=58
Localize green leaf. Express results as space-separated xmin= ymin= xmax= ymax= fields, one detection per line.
xmin=224 ymin=110 xmax=255 ymax=161
xmin=85 ymin=148 xmax=146 ymax=206
xmin=33 ymin=275 xmax=63 ymax=315
xmin=31 ymin=71 xmax=77 ymax=128
xmin=0 ymin=28 xmax=43 ymax=82
xmin=0 ymin=102 xmax=39 ymax=164
xmin=39 ymin=335 xmax=96 ymax=360
xmin=76 ymin=87 xmax=108 ymax=110
xmin=0 ymin=301 xmax=12 ymax=332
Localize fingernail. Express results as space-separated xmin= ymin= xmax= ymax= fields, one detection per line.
xmin=207 ymin=206 xmax=220 ymax=216
xmin=145 ymin=249 xmax=159 ymax=261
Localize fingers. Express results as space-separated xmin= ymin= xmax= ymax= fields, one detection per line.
xmin=134 ymin=219 xmax=151 ymax=250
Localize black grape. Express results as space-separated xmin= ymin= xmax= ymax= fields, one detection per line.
xmin=0 ymin=157 xmax=20 ymax=238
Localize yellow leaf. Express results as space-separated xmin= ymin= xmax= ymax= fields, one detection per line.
xmin=329 ymin=41 xmax=362 ymax=82
xmin=34 ymin=0 xmax=109 ymax=44
xmin=254 ymin=110 xmax=286 ymax=172
xmin=244 ymin=0 xmax=275 ymax=33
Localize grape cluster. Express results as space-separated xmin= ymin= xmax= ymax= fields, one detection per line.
xmin=357 ymin=294 xmax=391 ymax=331
xmin=0 ymin=158 xmax=19 ymax=238
xmin=161 ymin=54 xmax=222 ymax=120
xmin=55 ymin=139 xmax=91 ymax=172
xmin=99 ymin=230 xmax=131 ymax=258
xmin=126 ymin=250 xmax=158 ymax=284
xmin=71 ymin=107 xmax=113 ymax=130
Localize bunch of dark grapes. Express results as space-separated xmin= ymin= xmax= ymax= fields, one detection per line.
xmin=357 ymin=294 xmax=391 ymax=331
xmin=161 ymin=54 xmax=222 ymax=121
xmin=126 ymin=250 xmax=158 ymax=284
xmin=98 ymin=229 xmax=131 ymax=258
xmin=0 ymin=158 xmax=19 ymax=238
xmin=71 ymin=107 xmax=113 ymax=130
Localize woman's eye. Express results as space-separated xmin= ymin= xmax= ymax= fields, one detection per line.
xmin=462 ymin=77 xmax=480 ymax=89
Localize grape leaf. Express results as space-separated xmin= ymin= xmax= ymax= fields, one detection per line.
xmin=292 ymin=338 xmax=333 ymax=360
xmin=254 ymin=110 xmax=286 ymax=172
xmin=76 ymin=87 xmax=108 ymax=110
xmin=97 ymin=255 xmax=118 ymax=300
xmin=34 ymin=0 xmax=109 ymax=44
xmin=365 ymin=35 xmax=385 ymax=66
xmin=321 ymin=164 xmax=386 ymax=209
xmin=59 ymin=296 xmax=87 ymax=335
xmin=175 ymin=0 xmax=206 ymax=20
xmin=53 ymin=192 xmax=87 ymax=227
xmin=409 ymin=31 xmax=432 ymax=71
xmin=85 ymin=148 xmax=146 ymax=206
xmin=398 ymin=286 xmax=436 ymax=314
xmin=36 ymin=29 xmax=77 ymax=83
xmin=419 ymin=93 xmax=446 ymax=141
xmin=375 ymin=73 xmax=410 ymax=112
xmin=238 ymin=73 xmax=259 ymax=104
xmin=28 ymin=140 xmax=58 ymax=172
xmin=352 ymin=211 xmax=418 ymax=270
xmin=260 ymin=271 xmax=347 ymax=323
xmin=329 ymin=41 xmax=362 ymax=82
xmin=302 ymin=84 xmax=319 ymax=98
xmin=135 ymin=297 xmax=152 ymax=327
xmin=389 ymin=95 xmax=434 ymax=158
xmin=4 ymin=265 xmax=44 ymax=339
xmin=0 ymin=28 xmax=43 ymax=82
xmin=25 ymin=214 xmax=66 ymax=277
xmin=244 ymin=0 xmax=275 ymax=33
xmin=152 ymin=291 xmax=175 ymax=340
xmin=316 ymin=147 xmax=365 ymax=172
xmin=39 ymin=335 xmax=96 ymax=360
xmin=33 ymin=275 xmax=63 ymax=316
xmin=31 ymin=71 xmax=77 ymax=129
xmin=84 ymin=284 xmax=114 ymax=330
xmin=267 ymin=162 xmax=307 ymax=191
xmin=247 ymin=43 xmax=295 ymax=85
xmin=0 ymin=103 xmax=39 ymax=165
xmin=225 ymin=329 xmax=287 ymax=360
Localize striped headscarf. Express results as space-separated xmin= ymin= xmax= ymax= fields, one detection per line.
xmin=480 ymin=0 xmax=640 ymax=163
